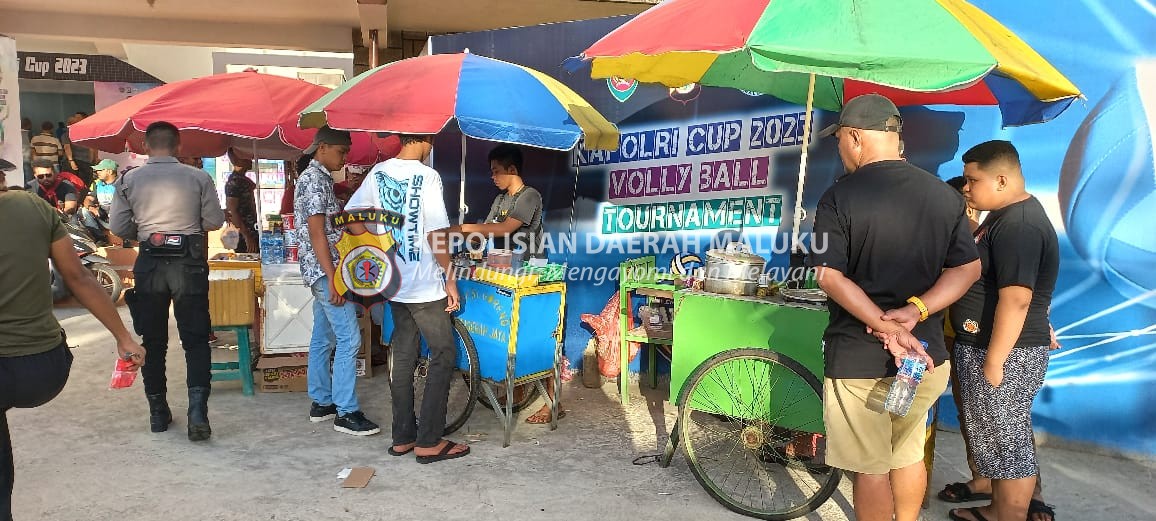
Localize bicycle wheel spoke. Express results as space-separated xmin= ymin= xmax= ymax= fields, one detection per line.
xmin=682 ymin=351 xmax=840 ymax=519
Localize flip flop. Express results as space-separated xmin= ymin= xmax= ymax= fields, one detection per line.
xmin=525 ymin=408 xmax=567 ymax=424
xmin=938 ymin=482 xmax=993 ymax=503
xmin=1028 ymin=499 xmax=1056 ymax=521
xmin=948 ymin=507 xmax=990 ymax=521
xmin=387 ymin=444 xmax=414 ymax=456
xmin=416 ymin=441 xmax=470 ymax=464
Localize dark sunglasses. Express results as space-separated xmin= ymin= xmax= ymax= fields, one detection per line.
xmin=36 ymin=173 xmax=54 ymax=179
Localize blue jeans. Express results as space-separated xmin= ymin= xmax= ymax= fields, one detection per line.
xmin=307 ymin=276 xmax=361 ymax=415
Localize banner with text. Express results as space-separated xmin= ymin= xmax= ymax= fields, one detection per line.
xmin=580 ymin=111 xmax=806 ymax=234
xmin=0 ymin=36 xmax=22 ymax=183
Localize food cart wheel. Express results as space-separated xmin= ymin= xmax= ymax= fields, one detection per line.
xmin=678 ymin=348 xmax=840 ymax=520
xmin=389 ymin=318 xmax=481 ymax=435
xmin=476 ymin=382 xmax=540 ymax=413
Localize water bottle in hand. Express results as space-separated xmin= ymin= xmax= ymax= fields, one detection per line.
xmin=884 ymin=343 xmax=928 ymax=416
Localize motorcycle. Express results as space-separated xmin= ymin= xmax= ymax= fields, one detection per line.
xmin=50 ymin=220 xmax=125 ymax=303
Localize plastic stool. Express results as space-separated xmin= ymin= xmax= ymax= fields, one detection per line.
xmin=210 ymin=325 xmax=255 ymax=396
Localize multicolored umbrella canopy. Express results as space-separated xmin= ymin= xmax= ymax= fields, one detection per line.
xmin=579 ymin=0 xmax=1082 ymax=127
xmin=70 ymin=71 xmax=397 ymax=165
xmin=299 ymin=52 xmax=619 ymax=151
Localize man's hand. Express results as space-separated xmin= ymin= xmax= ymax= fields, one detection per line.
xmin=880 ymin=303 xmax=920 ymax=332
xmin=869 ymin=321 xmax=935 ymax=371
xmin=445 ymin=278 xmax=460 ymax=313
xmin=328 ymin=276 xmax=346 ymax=306
xmin=983 ymin=358 xmax=1005 ymax=387
xmin=117 ymin=337 xmax=147 ymax=370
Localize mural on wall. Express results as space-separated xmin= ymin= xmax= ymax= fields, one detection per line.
xmin=432 ymin=1 xmax=1156 ymax=456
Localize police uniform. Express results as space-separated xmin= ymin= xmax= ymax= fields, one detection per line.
xmin=110 ymin=156 xmax=225 ymax=441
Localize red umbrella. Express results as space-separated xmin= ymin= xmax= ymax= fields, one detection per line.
xmin=70 ymin=71 xmax=396 ymax=165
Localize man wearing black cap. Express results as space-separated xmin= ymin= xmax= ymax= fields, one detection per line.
xmin=110 ymin=121 xmax=225 ymax=442
xmin=809 ymin=94 xmax=981 ymax=521
xmin=294 ymin=126 xmax=380 ymax=436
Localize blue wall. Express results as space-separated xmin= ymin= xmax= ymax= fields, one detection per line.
xmin=431 ymin=1 xmax=1156 ymax=456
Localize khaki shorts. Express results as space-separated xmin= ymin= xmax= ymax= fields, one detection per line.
xmin=823 ymin=361 xmax=951 ymax=475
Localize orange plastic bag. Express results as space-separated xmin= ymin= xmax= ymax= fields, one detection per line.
xmin=580 ymin=292 xmax=639 ymax=379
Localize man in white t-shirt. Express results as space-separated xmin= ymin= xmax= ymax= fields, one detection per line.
xmin=345 ymin=134 xmax=470 ymax=464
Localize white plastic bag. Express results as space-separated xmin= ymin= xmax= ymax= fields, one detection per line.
xmin=220 ymin=222 xmax=240 ymax=250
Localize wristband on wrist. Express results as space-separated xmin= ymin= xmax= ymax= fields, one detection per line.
xmin=907 ymin=296 xmax=929 ymax=322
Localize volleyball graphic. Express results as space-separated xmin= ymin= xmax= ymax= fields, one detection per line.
xmin=1059 ymin=60 xmax=1156 ymax=306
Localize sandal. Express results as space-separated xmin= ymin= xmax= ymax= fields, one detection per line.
xmin=525 ymin=408 xmax=567 ymax=424
xmin=938 ymin=482 xmax=993 ymax=503
xmin=948 ymin=507 xmax=990 ymax=521
xmin=387 ymin=444 xmax=414 ymax=456
xmin=415 ymin=441 xmax=470 ymax=464
xmin=1029 ymin=499 xmax=1056 ymax=521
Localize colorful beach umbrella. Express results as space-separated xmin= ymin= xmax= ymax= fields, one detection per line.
xmin=579 ymin=0 xmax=1082 ymax=127
xmin=300 ymin=52 xmax=619 ymax=223
xmin=70 ymin=71 xmax=395 ymax=165
xmin=577 ymin=0 xmax=1082 ymax=247
xmin=299 ymin=52 xmax=619 ymax=152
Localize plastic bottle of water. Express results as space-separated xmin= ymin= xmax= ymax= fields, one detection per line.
xmin=884 ymin=342 xmax=928 ymax=416
xmin=260 ymin=231 xmax=274 ymax=265
xmin=270 ymin=233 xmax=285 ymax=264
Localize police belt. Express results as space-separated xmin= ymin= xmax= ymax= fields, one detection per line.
xmin=140 ymin=233 xmax=205 ymax=257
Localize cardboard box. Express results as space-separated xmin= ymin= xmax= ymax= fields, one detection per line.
xmin=256 ymin=354 xmax=309 ymax=392
xmin=208 ymin=269 xmax=256 ymax=326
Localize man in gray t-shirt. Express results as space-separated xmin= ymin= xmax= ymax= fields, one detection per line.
xmin=449 ymin=144 xmax=560 ymax=425
xmin=452 ymin=144 xmax=544 ymax=260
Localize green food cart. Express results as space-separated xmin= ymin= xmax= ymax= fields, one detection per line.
xmin=619 ymin=257 xmax=841 ymax=520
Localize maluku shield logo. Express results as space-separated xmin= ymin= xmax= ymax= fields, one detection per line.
xmin=334 ymin=230 xmax=401 ymax=309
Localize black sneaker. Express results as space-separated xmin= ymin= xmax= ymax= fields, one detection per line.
xmin=309 ymin=402 xmax=338 ymax=423
xmin=334 ymin=411 xmax=381 ymax=436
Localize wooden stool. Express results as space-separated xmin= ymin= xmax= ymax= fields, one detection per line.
xmin=210 ymin=325 xmax=256 ymax=396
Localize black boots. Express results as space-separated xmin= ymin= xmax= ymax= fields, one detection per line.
xmin=146 ymin=393 xmax=172 ymax=433
xmin=187 ymin=386 xmax=211 ymax=442
xmin=147 ymin=387 xmax=211 ymax=440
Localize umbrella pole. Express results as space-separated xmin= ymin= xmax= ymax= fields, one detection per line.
xmin=252 ymin=139 xmax=262 ymax=235
xmin=459 ymin=133 xmax=468 ymax=225
xmin=791 ymin=73 xmax=816 ymax=255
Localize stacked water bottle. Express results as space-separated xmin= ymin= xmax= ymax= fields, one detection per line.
xmin=260 ymin=214 xmax=287 ymax=265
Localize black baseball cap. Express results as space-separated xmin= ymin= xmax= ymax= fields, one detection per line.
xmin=0 ymin=158 xmax=15 ymax=172
xmin=304 ymin=126 xmax=352 ymax=154
xmin=817 ymin=94 xmax=903 ymax=138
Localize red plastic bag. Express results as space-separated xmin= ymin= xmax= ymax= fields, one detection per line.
xmin=109 ymin=358 xmax=139 ymax=389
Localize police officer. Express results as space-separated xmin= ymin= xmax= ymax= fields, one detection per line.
xmin=110 ymin=121 xmax=225 ymax=441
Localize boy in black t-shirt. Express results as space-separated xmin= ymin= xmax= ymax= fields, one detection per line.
xmin=947 ymin=141 xmax=1059 ymax=521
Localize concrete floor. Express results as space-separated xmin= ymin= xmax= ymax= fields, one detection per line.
xmin=8 ymin=306 xmax=1156 ymax=520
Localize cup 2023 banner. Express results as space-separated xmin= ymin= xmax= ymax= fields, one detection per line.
xmin=431 ymin=2 xmax=1156 ymax=456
